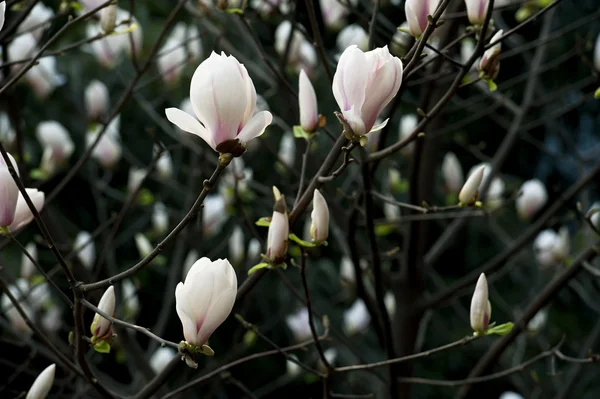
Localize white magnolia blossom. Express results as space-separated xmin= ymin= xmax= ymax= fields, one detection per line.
xmin=286 ymin=354 xmax=302 ymax=377
xmin=8 ymin=33 xmax=37 ymax=74
xmin=398 ymin=114 xmax=418 ymax=156
xmin=166 ymin=52 xmax=272 ymax=156
xmin=336 ymin=24 xmax=369 ymax=52
xmin=499 ymin=392 xmax=524 ymax=399
xmin=470 ymin=273 xmax=490 ymax=334
xmin=479 ymin=29 xmax=503 ymax=80
xmin=533 ymin=227 xmax=570 ymax=267
xmin=203 ymin=194 xmax=228 ymax=237
xmin=36 ymin=121 xmax=74 ymax=173
xmin=150 ymin=346 xmax=177 ymax=374
xmin=9 ymin=188 xmax=45 ymax=232
xmin=152 ymin=202 xmax=169 ymax=235
xmin=274 ymin=21 xmax=317 ymax=74
xmin=18 ymin=2 xmax=54 ymax=39
xmin=128 ymin=167 xmax=146 ymax=195
xmin=286 ymin=307 xmax=312 ymax=341
xmin=384 ymin=292 xmax=396 ymax=316
xmin=343 ymin=299 xmax=370 ymax=335
xmin=247 ymin=238 xmax=261 ymax=262
xmin=589 ymin=201 xmax=600 ymax=229
xmin=41 ymin=306 xmax=62 ymax=334
xmin=527 ymin=309 xmax=548 ymax=333
xmin=319 ymin=0 xmax=358 ymax=30
xmin=175 ymin=258 xmax=237 ymax=346
xmin=26 ymin=364 xmax=55 ymax=399
xmin=74 ymin=231 xmax=96 ymax=271
xmin=405 ymin=0 xmax=441 ymax=37
xmin=467 ymin=163 xmax=505 ymax=208
xmin=442 ymin=152 xmax=464 ymax=194
xmin=266 ymin=196 xmax=289 ymax=263
xmin=299 ymin=69 xmax=319 ymax=133
xmin=87 ymin=123 xmax=122 ymax=169
xmin=229 ymin=226 xmax=245 ymax=266
xmin=1 ymin=279 xmax=34 ymax=333
xmin=340 ymin=256 xmax=355 ymax=284
xmin=90 ymin=286 xmax=115 ymax=342
xmin=515 ymin=179 xmax=548 ymax=219
xmin=251 ymin=0 xmax=292 ymax=16
xmin=25 ymin=56 xmax=65 ymax=99
xmin=278 ymin=133 xmax=296 ymax=169
xmin=134 ymin=233 xmax=153 ymax=258
xmin=459 ymin=164 xmax=485 ymax=205
xmin=310 ymin=189 xmax=329 ymax=243
xmin=182 ymin=249 xmax=199 ymax=278
xmin=122 ymin=279 xmax=140 ymax=320
xmin=21 ymin=242 xmax=38 ymax=280
xmin=333 ymin=45 xmax=402 ymax=137
xmin=155 ymin=148 xmax=174 ymax=181
xmin=100 ymin=3 xmax=118 ymax=33
xmin=158 ymin=23 xmax=203 ymax=85
xmin=461 ymin=38 xmax=477 ymax=65
xmin=0 ymin=152 xmax=19 ymax=227
xmin=84 ymin=80 xmax=109 ymax=120
xmin=465 ymin=0 xmax=490 ymax=25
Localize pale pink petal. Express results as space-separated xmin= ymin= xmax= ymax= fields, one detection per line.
xmin=165 ymin=108 xmax=215 ymax=150
xmin=236 ymin=111 xmax=273 ymax=144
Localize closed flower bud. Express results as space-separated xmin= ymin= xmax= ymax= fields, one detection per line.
xmin=26 ymin=364 xmax=55 ymax=399
xmin=135 ymin=233 xmax=152 ymax=258
xmin=515 ymin=179 xmax=547 ymax=219
xmin=152 ymin=202 xmax=169 ymax=235
xmin=1 ymin=279 xmax=33 ymax=334
xmin=74 ymin=231 xmax=96 ymax=270
xmin=286 ymin=355 xmax=302 ymax=377
xmin=499 ymin=392 xmax=524 ymax=399
xmin=442 ymin=152 xmax=464 ymax=194
xmin=319 ymin=0 xmax=358 ymax=30
xmin=155 ymin=149 xmax=173 ymax=181
xmin=479 ymin=30 xmax=503 ymax=80
xmin=127 ymin=167 xmax=146 ymax=195
xmin=247 ymin=238 xmax=261 ymax=262
xmin=87 ymin=8 xmax=142 ymax=68
xmin=459 ymin=164 xmax=485 ymax=205
xmin=122 ymin=279 xmax=140 ymax=320
xmin=343 ymin=299 xmax=370 ymax=335
xmin=398 ymin=114 xmax=418 ymax=156
xmin=589 ymin=201 xmax=600 ymax=229
xmin=21 ymin=242 xmax=38 ymax=280
xmin=229 ymin=226 xmax=245 ymax=266
xmin=333 ymin=45 xmax=403 ymax=137
xmin=340 ymin=256 xmax=355 ymax=284
xmin=84 ymin=80 xmax=109 ymax=121
xmin=465 ymin=0 xmax=489 ymax=25
xmin=286 ymin=307 xmax=312 ymax=341
xmin=310 ymin=189 xmax=329 ymax=243
xmin=384 ymin=292 xmax=396 ymax=316
xmin=150 ymin=347 xmax=177 ymax=374
xmin=533 ymin=229 xmax=559 ymax=267
xmin=203 ymin=195 xmax=228 ymax=237
xmin=405 ymin=0 xmax=440 ymax=38
xmin=175 ymin=258 xmax=237 ymax=346
xmin=527 ymin=309 xmax=547 ymax=333
xmin=8 ymin=188 xmax=45 ymax=232
xmin=470 ymin=273 xmax=490 ymax=334
xmin=299 ymin=69 xmax=319 ymax=133
xmin=90 ymin=286 xmax=115 ymax=342
xmin=166 ymin=52 xmax=273 ymax=157
xmin=100 ymin=3 xmax=118 ymax=34
xmin=278 ymin=134 xmax=296 ymax=169
xmin=0 ymin=152 xmax=20 ymax=227
xmin=266 ymin=196 xmax=289 ymax=263
xmin=274 ymin=21 xmax=303 ymax=63
xmin=36 ymin=121 xmax=74 ymax=167
xmin=336 ymin=24 xmax=369 ymax=52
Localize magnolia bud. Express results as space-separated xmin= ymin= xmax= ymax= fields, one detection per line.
xmin=150 ymin=347 xmax=177 ymax=374
xmin=26 ymin=364 xmax=55 ymax=399
xmin=229 ymin=225 xmax=245 ymax=266
xmin=465 ymin=0 xmax=489 ymax=25
xmin=515 ymin=179 xmax=548 ymax=219
xmin=384 ymin=292 xmax=396 ymax=316
xmin=310 ymin=189 xmax=329 ymax=243
xmin=247 ymin=238 xmax=261 ymax=262
xmin=340 ymin=256 xmax=356 ymax=284
xmin=479 ymin=30 xmax=503 ymax=80
xmin=21 ymin=242 xmax=38 ymax=280
xmin=266 ymin=196 xmax=289 ymax=263
xmin=155 ymin=149 xmax=173 ymax=181
xmin=0 ymin=152 xmax=20 ymax=227
xmin=336 ymin=24 xmax=369 ymax=52
xmin=405 ymin=0 xmax=440 ymax=38
xmin=8 ymin=188 xmax=45 ymax=232
xmin=152 ymin=202 xmax=169 ymax=235
xmin=589 ymin=201 xmax=600 ymax=229
xmin=343 ymin=299 xmax=370 ymax=335
xmin=459 ymin=164 xmax=485 ymax=205
xmin=527 ymin=309 xmax=547 ymax=333
xmin=122 ymin=279 xmax=140 ymax=320
xmin=398 ymin=114 xmax=417 ymax=156
xmin=299 ymin=69 xmax=319 ymax=133
xmin=285 ymin=308 xmax=312 ymax=341
xmin=470 ymin=273 xmax=490 ymax=334
xmin=90 ymin=286 xmax=115 ymax=343
xmin=135 ymin=233 xmax=152 ymax=258
xmin=128 ymin=167 xmax=146 ymax=195
xmin=84 ymin=80 xmax=109 ymax=121
xmin=441 ymin=152 xmax=464 ymax=194
xmin=74 ymin=231 xmax=96 ymax=270
xmin=286 ymin=355 xmax=302 ymax=377
xmin=278 ymin=134 xmax=296 ymax=169
xmin=100 ymin=3 xmax=118 ymax=34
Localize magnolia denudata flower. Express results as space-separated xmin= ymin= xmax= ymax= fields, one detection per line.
xmin=166 ymin=52 xmax=273 ymax=157
xmin=251 ymin=0 xmax=291 ymax=16
xmin=36 ymin=121 xmax=74 ymax=170
xmin=274 ymin=20 xmax=302 ymax=62
xmin=479 ymin=30 xmax=503 ymax=80
xmin=470 ymin=273 xmax=490 ymax=334
xmin=465 ymin=0 xmax=490 ymax=25
xmin=87 ymin=124 xmax=122 ymax=168
xmin=319 ymin=0 xmax=358 ymax=30
xmin=527 ymin=309 xmax=547 ymax=333
xmin=499 ymin=392 xmax=524 ymax=399
xmin=135 ymin=233 xmax=152 ymax=258
xmin=266 ymin=195 xmax=289 ymax=263
xmin=384 ymin=292 xmax=396 ymax=316
xmin=41 ymin=306 xmax=61 ymax=334
xmin=278 ymin=134 xmax=296 ymax=169
xmin=25 ymin=55 xmax=65 ymax=100
xmin=85 ymin=80 xmax=109 ymax=120
xmin=337 ymin=24 xmax=369 ymax=52
xmin=310 ymin=189 xmax=329 ymax=244
xmin=18 ymin=2 xmax=53 ymax=40
xmin=459 ymin=164 xmax=485 ymax=205
xmin=21 ymin=242 xmax=38 ymax=280
xmin=150 ymin=347 xmax=177 ymax=374
xmin=0 ymin=2 xmax=5 ymax=32
xmin=155 ymin=148 xmax=173 ymax=181
xmin=405 ymin=0 xmax=441 ymax=38
xmin=26 ymin=364 xmax=55 ymax=399
xmin=467 ymin=163 xmax=504 ymax=209
xmin=589 ymin=201 xmax=600 ymax=229
xmin=247 ymin=238 xmax=261 ymax=261
xmin=516 ymin=179 xmax=548 ymax=219
xmin=333 ymin=45 xmax=403 ymax=138
xmin=0 ymin=152 xmax=19 ymax=227
xmin=343 ymin=299 xmax=370 ymax=335
xmin=533 ymin=227 xmax=569 ymax=267
xmin=157 ymin=23 xmax=203 ymax=85
xmin=8 ymin=33 xmax=37 ymax=75
xmin=152 ymin=202 xmax=169 ymax=235
xmin=340 ymin=256 xmax=355 ymax=283
xmin=1 ymin=279 xmax=33 ymax=333
xmin=74 ymin=231 xmax=95 ymax=270
xmin=100 ymin=3 xmax=118 ymax=33
xmin=90 ymin=286 xmax=115 ymax=343
xmin=128 ymin=167 xmax=146 ymax=195
xmin=175 ymin=258 xmax=237 ymax=347
xmin=203 ymin=195 xmax=228 ymax=237
xmin=122 ymin=279 xmax=140 ymax=320
xmin=286 ymin=307 xmax=312 ymax=341
xmin=9 ymin=188 xmax=45 ymax=232
xmin=286 ymin=354 xmax=302 ymax=377
xmin=442 ymin=152 xmax=464 ymax=194
xmin=460 ymin=38 xmax=477 ymax=66
xmin=299 ymin=69 xmax=319 ymax=133
xmin=229 ymin=226 xmax=245 ymax=266
xmin=398 ymin=114 xmax=418 ymax=156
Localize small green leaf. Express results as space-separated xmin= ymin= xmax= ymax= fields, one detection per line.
xmin=137 ymin=188 xmax=154 ymax=206
xmin=93 ymin=340 xmax=111 ymax=354
xmin=486 ymin=322 xmax=514 ymax=336
xmin=30 ymin=275 xmax=45 ymax=286
xmin=30 ymin=169 xmax=47 ymax=180
xmin=288 ymin=233 xmax=317 ymax=248
xmin=594 ymin=87 xmax=600 ymax=100
xmin=226 ymin=7 xmax=244 ymax=14
xmin=375 ymin=224 xmax=396 ymax=236
xmin=255 ymin=217 xmax=271 ymax=227
xmin=200 ymin=344 xmax=215 ymax=356
xmin=70 ymin=2 xmax=83 ymax=11
xmin=293 ymin=125 xmax=311 ymax=140
xmin=248 ymin=262 xmax=269 ymax=275
xmin=485 ymin=79 xmax=498 ymax=92
xmin=536 ymin=0 xmax=552 ymax=7
xmin=68 ymin=331 xmax=74 ymax=345
xmin=462 ymin=75 xmax=472 ymax=85
xmin=243 ymin=330 xmax=257 ymax=347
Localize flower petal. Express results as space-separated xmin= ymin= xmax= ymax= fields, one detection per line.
xmin=165 ymin=108 xmax=215 ymax=150
xmin=236 ymin=111 xmax=273 ymax=144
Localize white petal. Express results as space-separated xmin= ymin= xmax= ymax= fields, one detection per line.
xmin=236 ymin=111 xmax=273 ymax=144
xmin=165 ymin=108 xmax=215 ymax=150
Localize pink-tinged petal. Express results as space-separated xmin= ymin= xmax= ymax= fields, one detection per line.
xmin=299 ymin=69 xmax=319 ymax=132
xmin=236 ymin=111 xmax=273 ymax=145
xmin=175 ymin=282 xmax=199 ymax=344
xmin=368 ymin=118 xmax=389 ymax=133
xmin=341 ymin=106 xmax=366 ymax=136
xmin=9 ymin=189 xmax=44 ymax=232
xmin=195 ymin=286 xmax=236 ymax=345
xmin=0 ymin=168 xmax=19 ymax=226
xmin=165 ymin=108 xmax=215 ymax=150
xmin=332 ymin=45 xmax=369 ymax=113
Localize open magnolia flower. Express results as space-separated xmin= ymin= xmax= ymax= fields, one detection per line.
xmin=166 ymin=52 xmax=273 ymax=157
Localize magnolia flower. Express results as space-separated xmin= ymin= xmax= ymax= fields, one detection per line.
xmin=251 ymin=0 xmax=292 ymax=16
xmin=442 ymin=152 xmax=464 ymax=194
xmin=286 ymin=307 xmax=312 ymax=341
xmin=157 ymin=23 xmax=202 ymax=85
xmin=26 ymin=364 xmax=55 ymax=399
xmin=175 ymin=258 xmax=237 ymax=346
xmin=8 ymin=33 xmax=37 ymax=74
xmin=595 ymin=32 xmax=600 ymax=73
xmin=0 ymin=152 xmax=19 ymax=227
xmin=135 ymin=233 xmax=152 ymax=258
xmin=277 ymin=134 xmax=296 ymax=170
xmin=470 ymin=273 xmax=490 ymax=334
xmin=90 ymin=286 xmax=115 ymax=342
xmin=515 ymin=179 xmax=548 ymax=219
xmin=336 ymin=24 xmax=369 ymax=52
xmin=21 ymin=242 xmax=38 ymax=279
xmin=0 ymin=2 xmax=5 ymax=32
xmin=150 ymin=347 xmax=177 ymax=374
xmin=479 ymin=29 xmax=503 ymax=80
xmin=18 ymin=2 xmax=53 ymax=40
xmin=499 ymin=392 xmax=524 ymax=399
xmin=405 ymin=0 xmax=441 ymax=38
xmin=155 ymin=148 xmax=173 ymax=181
xmin=122 ymin=279 xmax=140 ymax=320
xmin=74 ymin=231 xmax=95 ymax=270
xmin=527 ymin=309 xmax=547 ymax=333
xmin=41 ymin=306 xmax=61 ymax=334
xmin=398 ymin=114 xmax=418 ymax=156
xmin=465 ymin=0 xmax=489 ymax=25
xmin=0 ymin=112 xmax=16 ymax=148
xmin=87 ymin=124 xmax=122 ymax=168
xmin=286 ymin=354 xmax=302 ymax=377
xmin=390 ymin=23 xmax=412 ymax=57
xmin=467 ymin=163 xmax=505 ymax=208
xmin=203 ymin=195 xmax=228 ymax=237
xmin=299 ymin=69 xmax=319 ymax=133
xmin=533 ymin=227 xmax=569 ymax=267
xmin=310 ymin=189 xmax=329 ymax=243
xmin=25 ymin=55 xmax=65 ymax=99
xmin=340 ymin=256 xmax=355 ymax=283
xmin=128 ymin=167 xmax=146 ymax=195
xmin=247 ymin=238 xmax=261 ymax=262
xmin=297 ymin=41 xmax=317 ymax=75
xmin=384 ymin=292 xmax=396 ymax=316
xmin=459 ymin=164 xmax=485 ymax=205
xmin=333 ymin=45 xmax=403 ymax=137
xmin=1 ymin=279 xmax=33 ymax=333
xmin=589 ymin=201 xmax=600 ymax=229
xmin=36 ymin=121 xmax=74 ymax=170
xmin=166 ymin=52 xmax=273 ymax=156
xmin=9 ymin=188 xmax=45 ymax=232
xmin=152 ymin=202 xmax=169 ymax=235
xmin=266 ymin=195 xmax=289 ymax=263
xmin=87 ymin=8 xmax=142 ymax=68
xmin=182 ymin=249 xmax=199 ymax=278
xmin=100 ymin=3 xmax=118 ymax=33
xmin=229 ymin=226 xmax=245 ymax=266
xmin=85 ymin=80 xmax=109 ymax=120
xmin=460 ymin=38 xmax=477 ymax=65
xmin=274 ymin=21 xmax=303 ymax=62
xmin=343 ymin=299 xmax=370 ymax=335
xmin=319 ymin=0 xmax=358 ymax=30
